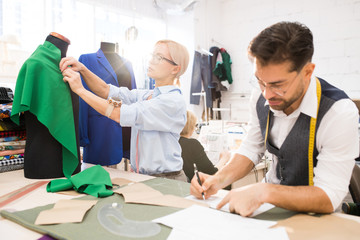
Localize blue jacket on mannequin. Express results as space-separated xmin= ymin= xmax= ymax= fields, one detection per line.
xmin=79 ymin=44 xmax=136 ymax=166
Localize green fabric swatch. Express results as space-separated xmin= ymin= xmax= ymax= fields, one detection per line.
xmin=47 ymin=165 xmax=114 ymax=198
xmin=11 ymin=41 xmax=78 ymax=178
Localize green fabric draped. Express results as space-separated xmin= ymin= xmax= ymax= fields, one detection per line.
xmin=11 ymin=41 xmax=78 ymax=179
xmin=47 ymin=165 xmax=113 ymax=198
xmin=11 ymin=41 xmax=113 ymax=198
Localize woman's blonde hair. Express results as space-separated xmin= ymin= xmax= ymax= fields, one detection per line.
xmin=156 ymin=40 xmax=189 ymax=78
xmin=181 ymin=110 xmax=197 ymax=137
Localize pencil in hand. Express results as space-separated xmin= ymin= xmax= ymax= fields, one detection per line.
xmin=193 ymin=163 xmax=205 ymax=200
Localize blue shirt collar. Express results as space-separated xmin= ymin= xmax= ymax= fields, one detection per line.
xmin=153 ymin=85 xmax=182 ymax=98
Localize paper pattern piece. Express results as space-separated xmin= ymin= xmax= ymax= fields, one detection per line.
xmin=114 ymin=183 xmax=207 ymax=208
xmin=274 ymin=213 xmax=360 ymax=240
xmin=153 ymin=205 xmax=280 ymax=240
xmin=35 ymin=199 xmax=97 ymax=225
xmin=111 ymin=178 xmax=134 ymax=187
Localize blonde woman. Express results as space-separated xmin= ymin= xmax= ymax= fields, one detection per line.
xmin=180 ymin=110 xmax=230 ymax=182
xmin=60 ymin=40 xmax=189 ymax=181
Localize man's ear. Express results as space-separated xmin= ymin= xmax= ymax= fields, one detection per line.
xmin=303 ymin=62 xmax=315 ymax=79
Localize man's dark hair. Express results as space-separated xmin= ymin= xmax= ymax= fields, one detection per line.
xmin=248 ymin=21 xmax=314 ymax=72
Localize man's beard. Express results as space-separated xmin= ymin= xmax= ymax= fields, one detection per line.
xmin=268 ymin=87 xmax=304 ymax=113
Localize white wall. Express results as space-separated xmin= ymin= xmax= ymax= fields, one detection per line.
xmin=192 ymin=0 xmax=360 ymax=121
xmin=2 ymin=0 xmax=359 ymax=122
xmin=165 ymin=11 xmax=195 ymax=107
xmin=0 ymin=0 xmax=192 ymax=91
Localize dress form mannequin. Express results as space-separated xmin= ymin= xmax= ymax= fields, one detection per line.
xmin=45 ymin=32 xmax=70 ymax=58
xmin=100 ymin=42 xmax=132 ymax=158
xmin=100 ymin=42 xmax=116 ymax=53
xmin=78 ymin=43 xmax=136 ymax=166
xmin=24 ymin=32 xmax=81 ymax=179
xmin=100 ymin=42 xmax=132 ymax=89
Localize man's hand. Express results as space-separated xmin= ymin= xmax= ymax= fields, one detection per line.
xmin=217 ymin=183 xmax=266 ymax=217
xmin=190 ymin=172 xmax=222 ymax=199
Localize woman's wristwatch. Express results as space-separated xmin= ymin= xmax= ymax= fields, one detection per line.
xmin=105 ymin=97 xmax=122 ymax=118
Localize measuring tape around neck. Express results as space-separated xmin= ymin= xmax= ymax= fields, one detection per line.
xmin=264 ymin=77 xmax=321 ymax=186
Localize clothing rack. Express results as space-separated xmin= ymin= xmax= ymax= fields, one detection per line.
xmin=192 ymin=91 xmax=208 ymax=125
xmin=196 ymin=45 xmax=213 ymax=56
xmin=211 ymin=38 xmax=226 ymax=48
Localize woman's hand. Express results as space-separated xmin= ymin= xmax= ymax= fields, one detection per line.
xmin=59 ymin=56 xmax=110 ymax=99
xmin=59 ymin=57 xmax=84 ymax=73
xmin=62 ymin=68 xmax=84 ymax=95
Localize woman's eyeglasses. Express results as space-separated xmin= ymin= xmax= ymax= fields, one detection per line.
xmin=150 ymin=54 xmax=178 ymax=66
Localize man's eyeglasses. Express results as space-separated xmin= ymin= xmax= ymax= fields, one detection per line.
xmin=249 ymin=72 xmax=300 ymax=97
xmin=150 ymin=54 xmax=178 ymax=66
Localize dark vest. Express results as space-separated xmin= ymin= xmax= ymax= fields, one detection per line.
xmin=256 ymin=77 xmax=348 ymax=186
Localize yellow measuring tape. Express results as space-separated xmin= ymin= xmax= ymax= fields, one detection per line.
xmin=308 ymin=78 xmax=321 ymax=185
xmin=264 ymin=77 xmax=321 ymax=185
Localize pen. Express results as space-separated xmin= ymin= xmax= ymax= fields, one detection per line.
xmin=193 ymin=163 xmax=205 ymax=200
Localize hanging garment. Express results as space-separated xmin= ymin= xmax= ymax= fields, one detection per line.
xmin=79 ymin=49 xmax=136 ymax=165
xmin=190 ymin=51 xmax=213 ymax=108
xmin=213 ymin=48 xmax=233 ymax=84
xmin=209 ymin=46 xmax=227 ymax=95
xmin=11 ymin=41 xmax=80 ymax=179
xmin=209 ymin=46 xmax=227 ymax=120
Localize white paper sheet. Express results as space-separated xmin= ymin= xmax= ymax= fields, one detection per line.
xmin=153 ymin=205 xmax=277 ymax=239
xmin=167 ymin=226 xmax=289 ymax=240
xmin=185 ymin=195 xmax=275 ymax=217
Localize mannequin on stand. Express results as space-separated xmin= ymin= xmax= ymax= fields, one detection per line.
xmin=100 ymin=42 xmax=133 ymax=91
xmin=46 ymin=32 xmax=70 ymax=58
xmin=101 ymin=42 xmax=133 ymax=162
xmin=17 ymin=32 xmax=81 ymax=178
xmin=78 ymin=41 xmax=136 ymax=167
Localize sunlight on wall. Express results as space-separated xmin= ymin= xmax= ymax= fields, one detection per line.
xmin=0 ymin=0 xmax=169 ymax=90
